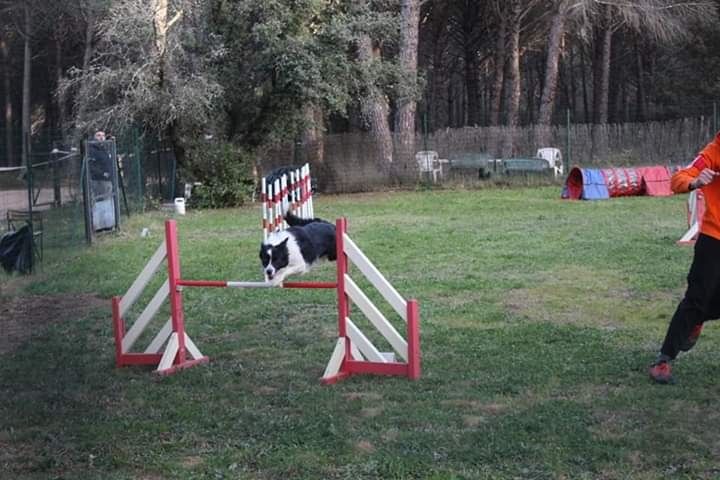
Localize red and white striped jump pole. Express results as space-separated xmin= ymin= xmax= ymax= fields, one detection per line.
xmin=176 ymin=280 xmax=336 ymax=289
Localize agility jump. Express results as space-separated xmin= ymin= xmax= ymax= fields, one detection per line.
xmin=112 ymin=218 xmax=421 ymax=384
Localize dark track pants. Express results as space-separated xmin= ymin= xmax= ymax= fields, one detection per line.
xmin=661 ymin=234 xmax=720 ymax=360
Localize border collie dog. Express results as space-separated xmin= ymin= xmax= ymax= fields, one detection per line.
xmin=260 ymin=212 xmax=336 ymax=285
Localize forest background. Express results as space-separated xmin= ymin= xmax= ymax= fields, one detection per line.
xmin=1 ymin=0 xmax=719 ymax=196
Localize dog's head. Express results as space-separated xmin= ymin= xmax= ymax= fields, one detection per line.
xmin=259 ymin=237 xmax=290 ymax=283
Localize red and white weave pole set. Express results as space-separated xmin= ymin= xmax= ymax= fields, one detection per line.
xmin=261 ymin=163 xmax=313 ymax=241
xmin=112 ymin=168 xmax=421 ymax=383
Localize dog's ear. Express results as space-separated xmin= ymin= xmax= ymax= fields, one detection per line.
xmin=278 ymin=237 xmax=289 ymax=247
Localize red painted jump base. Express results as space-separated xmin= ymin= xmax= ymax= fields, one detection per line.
xmin=112 ymin=217 xmax=421 ymax=384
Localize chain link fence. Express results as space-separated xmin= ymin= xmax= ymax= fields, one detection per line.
xmin=0 ymin=128 xmax=177 ymax=270
xmin=260 ymin=116 xmax=714 ymax=193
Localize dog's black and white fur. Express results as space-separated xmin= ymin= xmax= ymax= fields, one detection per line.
xmin=259 ymin=212 xmax=336 ymax=285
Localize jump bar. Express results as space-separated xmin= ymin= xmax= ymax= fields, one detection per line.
xmin=177 ymin=279 xmax=337 ymax=289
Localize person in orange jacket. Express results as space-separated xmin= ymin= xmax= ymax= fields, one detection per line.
xmin=649 ymin=134 xmax=720 ymax=383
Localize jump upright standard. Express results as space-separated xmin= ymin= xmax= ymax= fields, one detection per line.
xmin=112 ymin=218 xmax=421 ymax=384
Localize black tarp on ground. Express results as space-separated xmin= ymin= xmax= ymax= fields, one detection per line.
xmin=0 ymin=225 xmax=34 ymax=274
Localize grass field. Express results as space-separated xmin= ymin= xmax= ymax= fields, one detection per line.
xmin=2 ymin=186 xmax=719 ymax=480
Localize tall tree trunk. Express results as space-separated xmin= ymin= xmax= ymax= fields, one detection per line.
xmin=460 ymin=69 xmax=466 ymax=125
xmin=593 ymin=26 xmax=612 ymax=124
xmin=580 ymin=46 xmax=590 ymax=123
xmin=55 ymin=33 xmax=66 ymax=138
xmin=154 ymin=0 xmax=169 ymax=58
xmin=395 ymin=0 xmax=419 ymax=153
xmin=76 ymin=7 xmax=95 ymax=135
xmin=82 ymin=13 xmax=93 ymax=73
xmin=21 ymin=4 xmax=31 ymax=174
xmin=567 ymin=45 xmax=576 ymax=119
xmin=447 ymin=74 xmax=454 ymax=127
xmin=153 ymin=0 xmax=185 ymax=167
xmin=506 ymin=0 xmax=521 ymax=128
xmin=357 ymin=35 xmax=393 ymax=167
xmin=608 ymin=31 xmax=625 ymax=124
xmin=1 ymin=36 xmax=13 ymax=166
xmin=302 ymin=104 xmax=327 ymax=188
xmin=427 ymin=5 xmax=449 ymax=132
xmin=465 ymin=50 xmax=480 ymax=126
xmin=635 ymin=40 xmax=646 ymax=122
xmin=537 ymin=6 xmax=566 ymax=145
xmin=489 ymin=12 xmax=507 ymax=126
xmin=647 ymin=51 xmax=656 ymax=119
xmin=302 ymin=104 xmax=324 ymax=165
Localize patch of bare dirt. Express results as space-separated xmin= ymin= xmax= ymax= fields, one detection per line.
xmin=0 ymin=293 xmax=107 ymax=355
xmin=354 ymin=440 xmax=375 ymax=454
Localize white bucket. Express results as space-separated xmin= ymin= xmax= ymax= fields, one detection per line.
xmin=174 ymin=197 xmax=186 ymax=215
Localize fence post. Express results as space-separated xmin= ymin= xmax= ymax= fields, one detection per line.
xmin=565 ymin=109 xmax=571 ymax=174
xmin=24 ymin=131 xmax=34 ymax=271
xmin=133 ymin=127 xmax=142 ymax=212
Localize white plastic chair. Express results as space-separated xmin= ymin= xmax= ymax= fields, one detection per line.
xmin=416 ymin=150 xmax=444 ymax=183
xmin=536 ymin=148 xmax=564 ymax=177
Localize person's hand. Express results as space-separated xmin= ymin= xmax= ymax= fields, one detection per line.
xmin=103 ymin=172 xmax=110 ymax=179
xmin=691 ymin=168 xmax=718 ymax=190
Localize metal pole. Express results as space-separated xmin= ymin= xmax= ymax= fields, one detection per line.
xmin=52 ymin=149 xmax=61 ymax=206
xmin=24 ymin=131 xmax=34 ymax=272
xmin=81 ymin=140 xmax=93 ymax=245
xmin=169 ymin=148 xmax=176 ymax=201
xmin=423 ymin=112 xmax=428 ymax=153
xmin=565 ymin=109 xmax=571 ymax=174
xmin=135 ymin=128 xmax=143 ymax=211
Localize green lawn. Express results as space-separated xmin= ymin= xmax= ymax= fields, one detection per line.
xmin=2 ymin=186 xmax=718 ymax=480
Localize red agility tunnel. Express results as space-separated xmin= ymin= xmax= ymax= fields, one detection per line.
xmin=601 ymin=167 xmax=643 ymax=197
xmin=562 ymin=165 xmax=673 ymax=200
xmin=636 ymin=166 xmax=673 ymax=197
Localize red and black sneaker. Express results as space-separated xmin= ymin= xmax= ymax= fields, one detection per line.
xmin=679 ymin=323 xmax=704 ymax=352
xmin=649 ymin=361 xmax=674 ymax=384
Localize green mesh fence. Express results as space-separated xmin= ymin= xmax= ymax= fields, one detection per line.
xmin=0 ymin=128 xmax=176 ymax=271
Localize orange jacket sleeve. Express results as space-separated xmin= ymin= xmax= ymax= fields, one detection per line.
xmin=671 ymin=155 xmax=706 ymax=194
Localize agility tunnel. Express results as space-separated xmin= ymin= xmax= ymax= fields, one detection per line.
xmin=112 ymin=219 xmax=421 ymax=384
xmin=561 ymin=166 xmax=673 ymax=200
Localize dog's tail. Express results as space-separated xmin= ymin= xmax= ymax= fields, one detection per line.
xmin=284 ymin=210 xmax=328 ymax=226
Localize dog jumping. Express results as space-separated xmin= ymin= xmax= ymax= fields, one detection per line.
xmin=259 ymin=211 xmax=337 ymax=285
